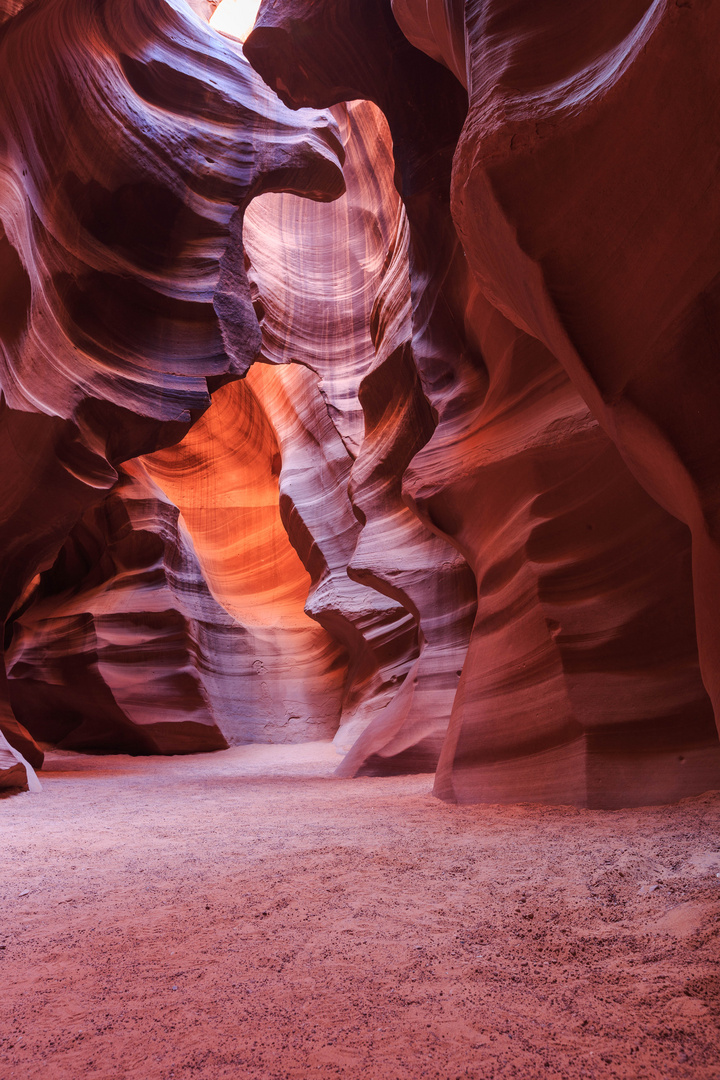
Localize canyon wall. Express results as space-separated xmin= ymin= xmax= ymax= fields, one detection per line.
xmin=0 ymin=0 xmax=343 ymax=780
xmin=390 ymin=0 xmax=720 ymax=803
xmin=245 ymin=0 xmax=720 ymax=807
xmin=243 ymin=101 xmax=477 ymax=771
xmin=2 ymin=77 xmax=474 ymax=763
xmin=2 ymin=0 xmax=720 ymax=807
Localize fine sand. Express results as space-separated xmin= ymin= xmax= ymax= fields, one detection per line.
xmin=1 ymin=744 xmax=719 ymax=1079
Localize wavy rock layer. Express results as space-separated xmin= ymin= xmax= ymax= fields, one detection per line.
xmin=243 ymin=99 xmax=476 ymax=771
xmin=11 ymin=89 xmax=471 ymax=760
xmin=0 ymin=0 xmax=343 ymax=764
xmin=388 ymin=0 xmax=720 ymax=803
xmin=0 ymin=0 xmax=342 ymax=431
xmin=139 ymin=94 xmax=474 ymax=765
xmin=9 ymin=462 xmax=226 ymax=754
xmin=3 ymin=0 xmax=719 ymax=807
xmin=144 ymin=378 xmax=347 ymax=745
xmin=245 ymin=0 xmax=720 ymax=805
xmin=8 ymin=453 xmax=344 ymax=751
xmin=411 ymin=288 xmax=720 ymax=807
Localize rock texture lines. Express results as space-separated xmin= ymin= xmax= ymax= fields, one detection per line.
xmin=1 ymin=0 xmax=719 ymax=806
xmin=0 ymin=0 xmax=344 ymax=770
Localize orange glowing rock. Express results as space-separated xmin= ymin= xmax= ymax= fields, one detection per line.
xmin=0 ymin=0 xmax=344 ymax=767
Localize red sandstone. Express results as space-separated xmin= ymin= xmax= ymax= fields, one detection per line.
xmin=2 ymin=0 xmax=720 ymax=806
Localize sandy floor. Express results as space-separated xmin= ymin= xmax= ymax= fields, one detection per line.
xmin=1 ymin=744 xmax=719 ymax=1080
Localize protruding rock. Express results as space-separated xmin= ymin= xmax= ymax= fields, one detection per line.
xmin=0 ymin=729 xmax=40 ymax=793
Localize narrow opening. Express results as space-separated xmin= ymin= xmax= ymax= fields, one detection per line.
xmin=209 ymin=0 xmax=261 ymax=42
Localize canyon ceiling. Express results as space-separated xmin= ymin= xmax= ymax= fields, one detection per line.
xmin=1 ymin=0 xmax=719 ymax=808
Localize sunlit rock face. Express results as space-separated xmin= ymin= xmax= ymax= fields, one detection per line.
xmin=245 ymin=0 xmax=720 ymax=806
xmin=0 ymin=0 xmax=343 ymax=760
xmin=209 ymin=0 xmax=261 ymax=41
xmin=243 ymin=100 xmax=477 ymax=772
xmin=246 ymin=2 xmax=482 ymax=776
xmin=112 ymin=96 xmax=474 ymax=764
xmin=8 ymin=450 xmax=344 ymax=751
xmin=8 ymin=84 xmax=473 ymax=759
xmin=143 ymin=376 xmax=348 ymax=746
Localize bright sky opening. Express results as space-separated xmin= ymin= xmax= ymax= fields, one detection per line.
xmin=209 ymin=0 xmax=261 ymax=43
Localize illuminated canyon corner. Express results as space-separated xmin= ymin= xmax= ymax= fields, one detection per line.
xmin=2 ymin=0 xmax=720 ymax=808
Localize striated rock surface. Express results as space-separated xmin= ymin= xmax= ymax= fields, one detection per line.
xmin=384 ymin=0 xmax=720 ymax=803
xmin=245 ymin=107 xmax=418 ymax=757
xmin=8 ymin=460 xmax=234 ymax=754
xmin=0 ymin=0 xmax=28 ymax=25
xmin=124 ymin=93 xmax=474 ymax=767
xmin=0 ymin=0 xmax=344 ymax=766
xmin=243 ymin=98 xmax=477 ymax=772
xmin=2 ymin=0 xmax=719 ymax=807
xmin=404 ymin=1 xmax=720 ymax=729
xmin=242 ymin=360 xmax=418 ymax=755
xmin=8 ymin=451 xmax=344 ymax=752
xmin=411 ymin=287 xmax=720 ymax=807
xmin=245 ymin=0 xmax=720 ymax=805
xmin=246 ymin=4 xmax=480 ymax=775
xmin=0 ymin=0 xmax=342 ymax=436
xmin=144 ymin=378 xmax=348 ymax=746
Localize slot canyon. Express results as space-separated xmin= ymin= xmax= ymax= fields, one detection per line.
xmin=1 ymin=0 xmax=719 ymax=1076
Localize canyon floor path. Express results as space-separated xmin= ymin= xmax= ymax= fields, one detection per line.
xmin=1 ymin=744 xmax=719 ymax=1079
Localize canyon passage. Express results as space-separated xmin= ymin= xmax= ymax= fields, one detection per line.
xmin=1 ymin=0 xmax=720 ymax=1075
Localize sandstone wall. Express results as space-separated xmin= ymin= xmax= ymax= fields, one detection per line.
xmin=2 ymin=0 xmax=719 ymax=807
xmin=244 ymin=0 xmax=720 ymax=806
